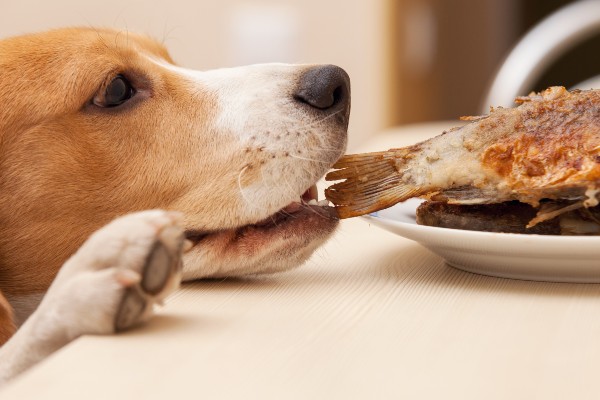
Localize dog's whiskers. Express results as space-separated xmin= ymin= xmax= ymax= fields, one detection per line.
xmin=303 ymin=109 xmax=345 ymax=129
xmin=289 ymin=145 xmax=342 ymax=153
xmin=299 ymin=201 xmax=335 ymax=220
xmin=259 ymin=160 xmax=281 ymax=197
xmin=237 ymin=165 xmax=257 ymax=209
xmin=289 ymin=154 xmax=332 ymax=164
xmin=279 ymin=100 xmax=345 ymax=128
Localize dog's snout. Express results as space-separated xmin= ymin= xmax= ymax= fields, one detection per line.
xmin=294 ymin=65 xmax=350 ymax=111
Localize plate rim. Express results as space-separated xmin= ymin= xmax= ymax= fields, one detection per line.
xmin=361 ymin=201 xmax=600 ymax=282
xmin=364 ymin=201 xmax=600 ymax=244
xmin=362 ymin=200 xmax=600 ymax=257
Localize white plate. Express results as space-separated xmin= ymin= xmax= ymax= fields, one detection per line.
xmin=363 ymin=198 xmax=600 ymax=283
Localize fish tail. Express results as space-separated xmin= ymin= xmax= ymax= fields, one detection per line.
xmin=325 ymin=148 xmax=423 ymax=218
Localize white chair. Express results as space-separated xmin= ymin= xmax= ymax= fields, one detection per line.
xmin=481 ymin=0 xmax=600 ymax=113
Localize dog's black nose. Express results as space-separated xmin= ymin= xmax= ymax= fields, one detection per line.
xmin=294 ymin=65 xmax=350 ymax=111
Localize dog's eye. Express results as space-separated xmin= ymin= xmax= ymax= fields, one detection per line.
xmin=94 ymin=75 xmax=135 ymax=108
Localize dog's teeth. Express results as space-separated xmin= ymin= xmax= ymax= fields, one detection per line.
xmin=307 ymin=199 xmax=330 ymax=207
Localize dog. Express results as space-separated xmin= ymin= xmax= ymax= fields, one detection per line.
xmin=0 ymin=27 xmax=349 ymax=382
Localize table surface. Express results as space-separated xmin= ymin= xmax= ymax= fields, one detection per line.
xmin=4 ymin=122 xmax=600 ymax=399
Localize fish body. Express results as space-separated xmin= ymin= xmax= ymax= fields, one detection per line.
xmin=326 ymin=87 xmax=600 ymax=219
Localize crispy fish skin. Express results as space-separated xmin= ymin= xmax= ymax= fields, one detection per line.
xmin=326 ymin=87 xmax=600 ymax=219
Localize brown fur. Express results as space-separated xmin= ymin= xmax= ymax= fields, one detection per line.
xmin=0 ymin=293 xmax=15 ymax=345
xmin=1 ymin=28 xmax=223 ymax=297
xmin=0 ymin=27 xmax=349 ymax=338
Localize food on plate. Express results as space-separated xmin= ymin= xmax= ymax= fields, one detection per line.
xmin=415 ymin=200 xmax=600 ymax=235
xmin=325 ymin=87 xmax=600 ymax=234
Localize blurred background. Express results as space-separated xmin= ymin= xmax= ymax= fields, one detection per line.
xmin=1 ymin=0 xmax=599 ymax=150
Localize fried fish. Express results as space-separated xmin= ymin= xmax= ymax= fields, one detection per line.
xmin=325 ymin=87 xmax=600 ymax=232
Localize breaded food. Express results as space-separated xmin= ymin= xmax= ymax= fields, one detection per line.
xmin=325 ymin=87 xmax=600 ymax=233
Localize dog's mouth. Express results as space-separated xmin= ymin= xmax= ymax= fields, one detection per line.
xmin=183 ymin=184 xmax=337 ymax=247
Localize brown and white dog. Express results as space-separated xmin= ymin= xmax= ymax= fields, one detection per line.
xmin=0 ymin=27 xmax=349 ymax=382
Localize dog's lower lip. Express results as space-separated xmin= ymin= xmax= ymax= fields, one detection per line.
xmin=184 ymin=184 xmax=331 ymax=247
xmin=184 ymin=203 xmax=334 ymax=248
xmin=184 ymin=229 xmax=211 ymax=245
xmin=183 ymin=203 xmax=304 ymax=246
xmin=254 ymin=201 xmax=304 ymax=226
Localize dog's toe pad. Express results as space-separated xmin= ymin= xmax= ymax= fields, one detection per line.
xmin=114 ymin=222 xmax=184 ymax=332
xmin=141 ymin=241 xmax=173 ymax=295
xmin=115 ymin=289 xmax=147 ymax=332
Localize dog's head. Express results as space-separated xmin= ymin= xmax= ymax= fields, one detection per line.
xmin=0 ymin=27 xmax=349 ymax=290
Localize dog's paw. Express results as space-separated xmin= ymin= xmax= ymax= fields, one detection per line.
xmin=39 ymin=210 xmax=185 ymax=339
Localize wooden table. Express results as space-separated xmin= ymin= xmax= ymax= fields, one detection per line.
xmin=4 ymin=122 xmax=600 ymax=399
